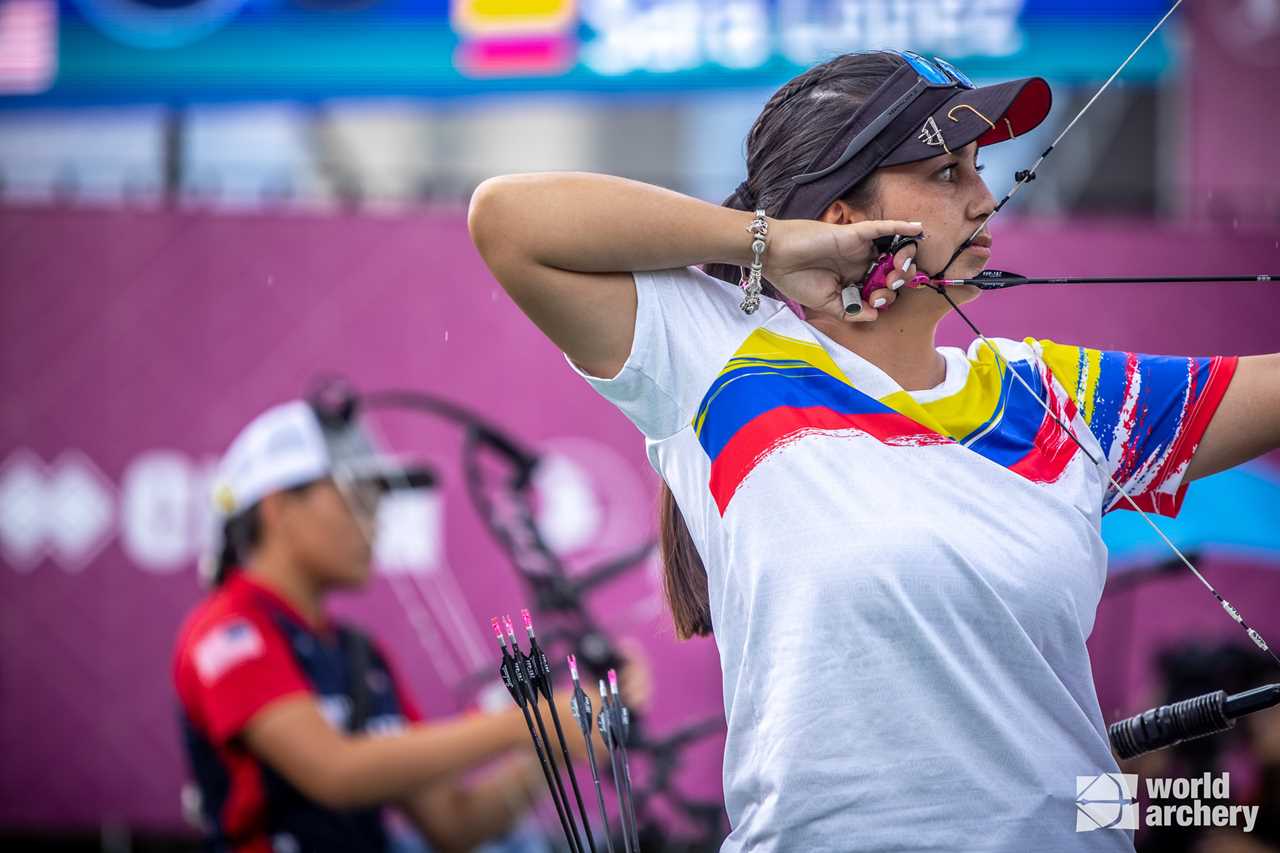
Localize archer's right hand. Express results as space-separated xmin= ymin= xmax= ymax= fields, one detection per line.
xmin=764 ymin=218 xmax=924 ymax=323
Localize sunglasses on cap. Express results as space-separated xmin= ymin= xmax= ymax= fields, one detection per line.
xmin=794 ymin=50 xmax=976 ymax=186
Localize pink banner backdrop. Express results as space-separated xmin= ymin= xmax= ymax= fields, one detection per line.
xmin=1185 ymin=0 xmax=1280 ymax=224
xmin=0 ymin=206 xmax=1277 ymax=832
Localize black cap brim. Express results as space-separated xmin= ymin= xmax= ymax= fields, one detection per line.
xmin=344 ymin=457 xmax=438 ymax=491
xmin=881 ymin=76 xmax=1051 ymax=167
xmin=374 ymin=465 xmax=437 ymax=491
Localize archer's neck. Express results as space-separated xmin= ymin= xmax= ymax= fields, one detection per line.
xmin=807 ymin=290 xmax=950 ymax=392
xmin=246 ymin=548 xmax=328 ymax=630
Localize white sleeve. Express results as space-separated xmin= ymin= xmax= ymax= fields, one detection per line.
xmin=564 ymin=266 xmax=778 ymax=441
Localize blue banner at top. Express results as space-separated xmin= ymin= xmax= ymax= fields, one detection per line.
xmin=3 ymin=0 xmax=1183 ymax=105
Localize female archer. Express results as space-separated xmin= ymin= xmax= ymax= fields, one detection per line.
xmin=173 ymin=399 xmax=650 ymax=851
xmin=468 ymin=50 xmax=1280 ymax=850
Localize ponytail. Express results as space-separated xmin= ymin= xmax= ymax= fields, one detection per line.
xmin=211 ymin=524 xmax=240 ymax=587
xmin=207 ymin=506 xmax=261 ymax=588
xmin=658 ymin=482 xmax=712 ymax=639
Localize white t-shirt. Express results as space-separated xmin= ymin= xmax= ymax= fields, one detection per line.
xmin=565 ymin=266 xmax=1236 ymax=852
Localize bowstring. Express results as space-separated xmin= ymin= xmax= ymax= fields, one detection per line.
xmin=933 ymin=0 xmax=1186 ymax=281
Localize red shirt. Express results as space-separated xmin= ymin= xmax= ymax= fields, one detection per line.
xmin=172 ymin=572 xmax=423 ymax=850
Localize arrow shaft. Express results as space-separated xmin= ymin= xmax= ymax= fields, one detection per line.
xmin=942 ymin=275 xmax=1276 ymax=289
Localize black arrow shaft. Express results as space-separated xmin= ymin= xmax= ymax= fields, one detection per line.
xmin=545 ymin=690 xmax=598 ymax=853
xmin=939 ymin=274 xmax=1276 ymax=289
xmin=528 ymin=685 xmax=585 ymax=853
xmin=513 ymin=688 xmax=578 ymax=848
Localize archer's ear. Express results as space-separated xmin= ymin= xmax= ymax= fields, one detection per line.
xmin=819 ymin=198 xmax=862 ymax=225
xmin=257 ymin=491 xmax=287 ymax=535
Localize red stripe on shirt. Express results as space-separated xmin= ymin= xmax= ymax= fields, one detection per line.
xmin=710 ymin=406 xmax=949 ymax=514
xmin=1125 ymin=355 xmax=1238 ymax=516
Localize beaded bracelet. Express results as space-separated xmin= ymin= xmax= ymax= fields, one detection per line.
xmin=738 ymin=209 xmax=768 ymax=314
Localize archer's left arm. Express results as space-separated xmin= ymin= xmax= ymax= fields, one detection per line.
xmin=1186 ymin=354 xmax=1280 ymax=481
xmin=397 ymin=755 xmax=545 ymax=852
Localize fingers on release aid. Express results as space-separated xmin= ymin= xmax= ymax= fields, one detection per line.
xmin=891 ymin=243 xmax=919 ymax=290
xmin=870 ymin=220 xmax=926 ymax=240
xmin=866 ymin=288 xmax=894 ymax=309
xmin=855 ymin=225 xmax=925 ymax=316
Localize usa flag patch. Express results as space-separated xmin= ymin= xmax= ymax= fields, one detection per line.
xmin=194 ymin=618 xmax=264 ymax=684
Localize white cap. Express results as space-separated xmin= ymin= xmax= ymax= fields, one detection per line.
xmin=200 ymin=398 xmax=435 ymax=585
xmin=210 ymin=399 xmax=433 ymax=520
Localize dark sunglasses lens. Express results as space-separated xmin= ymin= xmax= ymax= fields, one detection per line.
xmin=933 ymin=56 xmax=975 ymax=89
xmin=339 ymin=477 xmax=382 ymax=517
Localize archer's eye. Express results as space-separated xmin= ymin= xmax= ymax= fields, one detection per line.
xmin=941 ymin=161 xmax=986 ymax=182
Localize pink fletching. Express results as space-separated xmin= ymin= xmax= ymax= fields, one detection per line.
xmin=567 ymin=654 xmax=578 ymax=680
xmin=521 ymin=608 xmax=533 ymax=630
xmin=490 ymin=617 xmax=503 ymax=640
xmin=608 ymin=669 xmax=619 ymax=694
xmin=502 ymin=614 xmax=515 ymax=636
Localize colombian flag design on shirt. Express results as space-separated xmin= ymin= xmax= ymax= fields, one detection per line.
xmin=693 ymin=329 xmax=1235 ymax=516
xmin=1038 ymin=340 xmax=1235 ymax=515
xmin=691 ymin=329 xmax=950 ymax=514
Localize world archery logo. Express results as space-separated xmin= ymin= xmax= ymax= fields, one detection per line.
xmin=1076 ymin=773 xmax=1139 ymax=831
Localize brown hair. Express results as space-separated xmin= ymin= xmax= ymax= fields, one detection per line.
xmin=211 ymin=481 xmax=317 ymax=587
xmin=660 ymin=51 xmax=903 ymax=640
